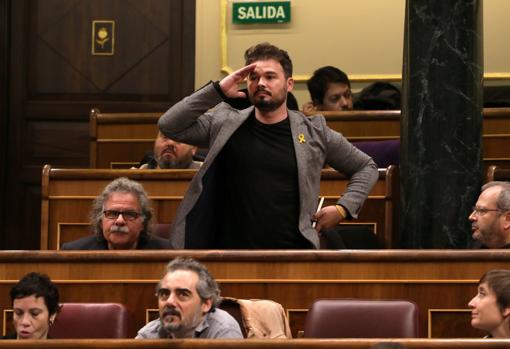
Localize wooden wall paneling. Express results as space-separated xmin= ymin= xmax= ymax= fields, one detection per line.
xmin=0 ymin=250 xmax=509 ymax=339
xmin=4 ymin=0 xmax=196 ymax=249
xmin=0 ymin=0 xmax=10 ymax=248
xmin=428 ymin=309 xmax=484 ymax=338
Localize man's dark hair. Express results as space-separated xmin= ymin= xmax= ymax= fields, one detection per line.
xmin=307 ymin=66 xmax=351 ymax=105
xmin=10 ymin=272 xmax=60 ymax=316
xmin=244 ymin=42 xmax=293 ymax=78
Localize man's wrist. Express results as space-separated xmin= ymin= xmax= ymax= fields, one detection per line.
xmin=335 ymin=205 xmax=347 ymax=220
xmin=212 ymin=80 xmax=228 ymax=100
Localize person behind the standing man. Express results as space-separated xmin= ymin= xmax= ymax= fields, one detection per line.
xmin=2 ymin=272 xmax=59 ymax=340
xmin=159 ymin=42 xmax=378 ymax=249
xmin=303 ymin=66 xmax=353 ymax=113
xmin=61 ymin=177 xmax=171 ymax=250
xmin=468 ymin=269 xmax=510 ymax=338
xmin=469 ymin=181 xmax=510 ymax=248
xmin=136 ymin=257 xmax=243 ymax=339
xmin=139 ymin=131 xmax=202 ymax=169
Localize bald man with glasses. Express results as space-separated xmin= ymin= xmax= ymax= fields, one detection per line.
xmin=470 ymin=181 xmax=510 ymax=248
xmin=61 ymin=177 xmax=171 ymax=250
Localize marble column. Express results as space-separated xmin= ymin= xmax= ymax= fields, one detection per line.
xmin=400 ymin=0 xmax=483 ymax=248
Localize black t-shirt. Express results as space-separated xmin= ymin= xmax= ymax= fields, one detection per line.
xmin=217 ymin=113 xmax=312 ymax=249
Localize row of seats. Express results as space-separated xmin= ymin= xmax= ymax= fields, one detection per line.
xmin=41 ymin=164 xmax=510 ymax=250
xmin=40 ymin=165 xmax=399 ymax=249
xmin=5 ymin=299 xmax=418 ymax=339
xmin=90 ymin=108 xmax=510 ymax=171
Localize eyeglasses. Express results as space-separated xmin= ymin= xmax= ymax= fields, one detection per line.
xmin=471 ymin=207 xmax=502 ymax=217
xmin=103 ymin=210 xmax=141 ymax=221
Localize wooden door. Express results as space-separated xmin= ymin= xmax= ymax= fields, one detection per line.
xmin=2 ymin=0 xmax=195 ymax=248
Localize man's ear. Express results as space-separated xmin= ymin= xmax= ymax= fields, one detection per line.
xmin=287 ymin=77 xmax=294 ymax=92
xmin=503 ymin=211 xmax=510 ymax=230
xmin=191 ymin=146 xmax=197 ymax=156
xmin=201 ymin=298 xmax=212 ymax=314
xmin=503 ymin=306 xmax=510 ymax=318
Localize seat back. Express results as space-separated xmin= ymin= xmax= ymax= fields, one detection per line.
xmin=49 ymin=303 xmax=131 ymax=338
xmin=304 ymin=298 xmax=419 ymax=338
xmin=352 ymin=140 xmax=400 ymax=168
xmin=151 ymin=223 xmax=171 ymax=239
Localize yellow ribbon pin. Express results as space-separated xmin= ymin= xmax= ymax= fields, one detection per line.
xmin=298 ymin=133 xmax=306 ymax=143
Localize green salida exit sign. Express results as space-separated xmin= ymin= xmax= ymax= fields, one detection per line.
xmin=233 ymin=1 xmax=291 ymax=24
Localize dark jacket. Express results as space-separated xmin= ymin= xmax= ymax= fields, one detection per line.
xmin=60 ymin=234 xmax=172 ymax=250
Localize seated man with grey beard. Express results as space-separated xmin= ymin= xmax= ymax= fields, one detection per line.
xmin=470 ymin=181 xmax=510 ymax=248
xmin=61 ymin=177 xmax=171 ymax=250
xmin=136 ymin=257 xmax=243 ymax=339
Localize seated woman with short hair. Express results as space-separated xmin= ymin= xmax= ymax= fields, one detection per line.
xmin=469 ymin=269 xmax=510 ymax=338
xmin=2 ymin=272 xmax=60 ymax=340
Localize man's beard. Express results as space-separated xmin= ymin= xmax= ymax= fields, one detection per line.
xmin=157 ymin=157 xmax=193 ymax=169
xmin=156 ymin=150 xmax=193 ymax=169
xmin=160 ymin=305 xmax=205 ymax=338
xmin=160 ymin=306 xmax=183 ymax=333
xmin=473 ymin=221 xmax=500 ymax=247
xmin=250 ymin=88 xmax=286 ymax=112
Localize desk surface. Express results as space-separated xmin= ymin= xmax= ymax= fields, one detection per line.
xmin=0 ymin=339 xmax=509 ymax=349
xmin=0 ymin=249 xmax=508 ymax=281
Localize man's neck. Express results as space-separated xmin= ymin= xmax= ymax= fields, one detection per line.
xmin=254 ymin=104 xmax=288 ymax=124
xmin=486 ymin=233 xmax=510 ymax=248
xmin=170 ymin=328 xmax=196 ymax=339
xmin=107 ymin=240 xmax=138 ymax=250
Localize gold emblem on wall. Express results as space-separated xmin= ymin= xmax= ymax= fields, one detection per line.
xmin=92 ymin=20 xmax=115 ymax=55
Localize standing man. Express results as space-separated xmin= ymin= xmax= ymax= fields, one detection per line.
xmin=469 ymin=181 xmax=510 ymax=248
xmin=136 ymin=257 xmax=243 ymax=339
xmin=159 ymin=42 xmax=378 ymax=249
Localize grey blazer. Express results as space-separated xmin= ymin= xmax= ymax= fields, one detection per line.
xmin=159 ymin=83 xmax=378 ymax=249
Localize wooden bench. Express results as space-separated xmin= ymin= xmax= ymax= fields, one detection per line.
xmin=486 ymin=165 xmax=510 ymax=182
xmin=40 ymin=165 xmax=399 ymax=250
xmin=89 ymin=108 xmax=160 ymax=168
xmin=40 ymin=165 xmax=195 ymax=250
xmin=0 ymin=250 xmax=506 ymax=339
xmin=90 ymin=108 xmax=510 ymax=171
xmin=319 ymin=109 xmax=510 ymax=172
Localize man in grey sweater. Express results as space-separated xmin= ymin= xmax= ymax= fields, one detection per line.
xmin=136 ymin=257 xmax=242 ymax=339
